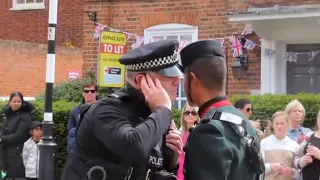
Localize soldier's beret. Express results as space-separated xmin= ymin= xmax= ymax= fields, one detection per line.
xmin=119 ymin=40 xmax=183 ymax=77
xmin=180 ymin=40 xmax=225 ymax=71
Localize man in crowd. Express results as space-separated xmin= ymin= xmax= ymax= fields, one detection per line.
xmin=180 ymin=40 xmax=264 ymax=180
xmin=67 ymin=81 xmax=98 ymax=152
xmin=61 ymin=40 xmax=183 ymax=180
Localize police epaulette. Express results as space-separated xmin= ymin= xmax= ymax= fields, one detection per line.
xmin=107 ymin=91 xmax=129 ymax=100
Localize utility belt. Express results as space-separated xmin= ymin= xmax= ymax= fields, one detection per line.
xmin=71 ymin=149 xmax=178 ymax=180
xmin=145 ymin=169 xmax=178 ymax=180
xmin=70 ymin=149 xmax=133 ymax=180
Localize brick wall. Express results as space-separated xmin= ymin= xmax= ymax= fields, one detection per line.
xmin=82 ymin=0 xmax=319 ymax=95
xmin=0 ymin=40 xmax=83 ymax=97
xmin=0 ymin=0 xmax=84 ymax=47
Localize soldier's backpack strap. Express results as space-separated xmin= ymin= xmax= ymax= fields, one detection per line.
xmin=198 ymin=108 xmax=265 ymax=179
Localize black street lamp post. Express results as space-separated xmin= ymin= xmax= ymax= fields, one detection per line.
xmin=38 ymin=0 xmax=58 ymax=180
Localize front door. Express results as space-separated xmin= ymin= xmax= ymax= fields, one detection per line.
xmin=287 ymin=44 xmax=320 ymax=94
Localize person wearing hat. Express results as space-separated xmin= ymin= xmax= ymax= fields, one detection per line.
xmin=61 ymin=40 xmax=183 ymax=180
xmin=22 ymin=121 xmax=42 ymax=180
xmin=180 ymin=40 xmax=264 ymax=180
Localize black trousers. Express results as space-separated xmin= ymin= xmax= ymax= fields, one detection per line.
xmin=26 ymin=178 xmax=38 ymax=180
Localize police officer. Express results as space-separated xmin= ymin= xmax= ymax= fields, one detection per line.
xmin=61 ymin=40 xmax=183 ymax=180
xmin=179 ymin=40 xmax=264 ymax=180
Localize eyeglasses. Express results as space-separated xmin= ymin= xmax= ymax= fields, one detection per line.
xmin=246 ymin=108 xmax=252 ymax=112
xmin=83 ymin=90 xmax=96 ymax=94
xmin=184 ymin=111 xmax=198 ymax=116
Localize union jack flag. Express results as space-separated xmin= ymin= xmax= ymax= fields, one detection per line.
xmin=229 ymin=36 xmax=243 ymax=57
xmin=93 ymin=23 xmax=106 ymax=39
xmin=215 ymin=38 xmax=226 ymax=52
xmin=149 ymin=37 xmax=162 ymax=43
xmin=178 ymin=40 xmax=190 ymax=54
xmin=132 ymin=35 xmax=144 ymax=49
xmin=243 ymin=39 xmax=256 ymax=50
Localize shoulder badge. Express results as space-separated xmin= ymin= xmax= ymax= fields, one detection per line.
xmin=107 ymin=91 xmax=129 ymax=100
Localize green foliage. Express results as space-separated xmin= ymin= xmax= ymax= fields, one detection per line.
xmin=172 ymin=108 xmax=182 ymax=128
xmin=0 ymin=93 xmax=318 ymax=179
xmin=35 ymin=77 xmax=120 ymax=102
xmin=0 ymin=100 xmax=77 ymax=180
xmin=172 ymin=93 xmax=320 ymax=129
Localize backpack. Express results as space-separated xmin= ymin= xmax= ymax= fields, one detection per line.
xmin=67 ymin=105 xmax=82 ymax=152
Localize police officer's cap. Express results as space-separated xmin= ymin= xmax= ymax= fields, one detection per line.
xmin=119 ymin=40 xmax=183 ymax=77
xmin=180 ymin=40 xmax=225 ymax=71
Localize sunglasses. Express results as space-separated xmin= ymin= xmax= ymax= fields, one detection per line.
xmin=83 ymin=90 xmax=96 ymax=93
xmin=246 ymin=108 xmax=252 ymax=112
xmin=184 ymin=111 xmax=197 ymax=116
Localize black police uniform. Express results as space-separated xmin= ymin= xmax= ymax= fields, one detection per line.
xmin=61 ymin=40 xmax=183 ymax=180
xmin=179 ymin=40 xmax=265 ymax=180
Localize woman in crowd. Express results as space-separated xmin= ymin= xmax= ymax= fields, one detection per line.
xmin=177 ymin=103 xmax=200 ymax=180
xmin=1 ymin=92 xmax=33 ymax=180
xmin=294 ymin=110 xmax=320 ymax=180
xmin=260 ymin=111 xmax=299 ymax=180
xmin=285 ymin=99 xmax=311 ymax=143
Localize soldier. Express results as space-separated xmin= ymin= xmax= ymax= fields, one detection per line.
xmin=61 ymin=39 xmax=183 ymax=180
xmin=180 ymin=40 xmax=264 ymax=180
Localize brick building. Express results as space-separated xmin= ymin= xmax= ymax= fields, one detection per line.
xmin=0 ymin=0 xmax=84 ymax=100
xmin=82 ymin=0 xmax=320 ymax=109
xmin=2 ymin=0 xmax=320 ymax=109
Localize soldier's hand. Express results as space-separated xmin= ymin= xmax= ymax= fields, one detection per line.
xmin=165 ymin=130 xmax=182 ymax=168
xmin=141 ymin=74 xmax=172 ymax=111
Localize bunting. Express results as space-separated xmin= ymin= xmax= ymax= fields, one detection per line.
xmin=91 ymin=23 xmax=320 ymax=63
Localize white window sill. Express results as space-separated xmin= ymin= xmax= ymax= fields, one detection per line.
xmin=11 ymin=3 xmax=45 ymax=11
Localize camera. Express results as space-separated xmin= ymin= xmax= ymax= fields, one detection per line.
xmin=258 ymin=119 xmax=269 ymax=131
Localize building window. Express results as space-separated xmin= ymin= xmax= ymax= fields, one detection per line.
xmin=11 ymin=0 xmax=45 ymax=11
xmin=144 ymin=23 xmax=198 ymax=109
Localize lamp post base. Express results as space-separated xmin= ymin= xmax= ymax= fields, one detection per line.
xmin=38 ymin=121 xmax=57 ymax=180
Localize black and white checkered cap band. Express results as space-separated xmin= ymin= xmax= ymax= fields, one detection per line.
xmin=126 ymin=51 xmax=179 ymax=71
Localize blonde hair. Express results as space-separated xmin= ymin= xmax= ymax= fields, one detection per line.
xmin=179 ymin=103 xmax=200 ymax=136
xmin=284 ymin=99 xmax=306 ymax=122
xmin=272 ymin=111 xmax=289 ymax=124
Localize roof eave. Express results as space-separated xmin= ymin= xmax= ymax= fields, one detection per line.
xmin=228 ymin=11 xmax=320 ymax=22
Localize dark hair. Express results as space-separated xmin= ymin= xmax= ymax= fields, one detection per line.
xmin=9 ymin=91 xmax=24 ymax=103
xmin=82 ymin=80 xmax=98 ymax=91
xmin=186 ymin=56 xmax=226 ymax=91
xmin=234 ymin=98 xmax=251 ymax=109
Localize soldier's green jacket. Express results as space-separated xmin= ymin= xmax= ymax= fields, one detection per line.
xmin=184 ymin=105 xmax=259 ymax=180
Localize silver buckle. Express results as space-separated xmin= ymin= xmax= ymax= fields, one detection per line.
xmin=145 ymin=169 xmax=152 ymax=180
xmin=124 ymin=166 xmax=133 ymax=180
xmin=86 ymin=166 xmax=107 ymax=180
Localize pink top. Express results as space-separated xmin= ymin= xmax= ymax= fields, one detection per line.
xmin=177 ymin=132 xmax=189 ymax=180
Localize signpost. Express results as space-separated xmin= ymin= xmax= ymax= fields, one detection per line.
xmin=98 ymin=31 xmax=127 ymax=87
xmin=38 ymin=0 xmax=58 ymax=179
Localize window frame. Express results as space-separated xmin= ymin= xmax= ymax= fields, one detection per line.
xmin=144 ymin=23 xmax=198 ymax=109
xmin=11 ymin=0 xmax=45 ymax=11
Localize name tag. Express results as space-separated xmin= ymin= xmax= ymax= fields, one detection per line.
xmin=149 ymin=156 xmax=163 ymax=167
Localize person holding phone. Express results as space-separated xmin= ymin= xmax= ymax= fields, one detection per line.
xmin=179 ymin=40 xmax=264 ymax=180
xmin=61 ymin=40 xmax=183 ymax=180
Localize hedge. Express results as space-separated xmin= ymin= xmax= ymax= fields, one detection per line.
xmin=0 ymin=100 xmax=78 ymax=180
xmin=0 ymin=93 xmax=319 ymax=179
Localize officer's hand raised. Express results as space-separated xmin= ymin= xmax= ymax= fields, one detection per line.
xmin=141 ymin=74 xmax=172 ymax=111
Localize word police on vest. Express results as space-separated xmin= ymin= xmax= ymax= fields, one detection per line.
xmin=149 ymin=156 xmax=163 ymax=168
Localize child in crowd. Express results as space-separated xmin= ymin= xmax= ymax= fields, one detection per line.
xmin=22 ymin=121 xmax=42 ymax=180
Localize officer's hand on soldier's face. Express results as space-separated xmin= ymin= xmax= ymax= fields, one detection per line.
xmin=165 ymin=130 xmax=182 ymax=167
xmin=140 ymin=74 xmax=172 ymax=111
